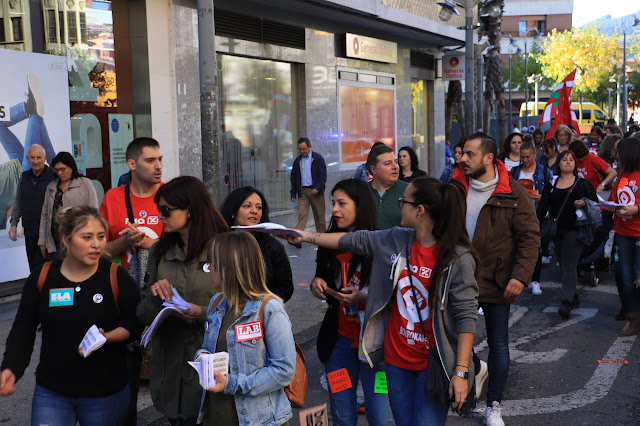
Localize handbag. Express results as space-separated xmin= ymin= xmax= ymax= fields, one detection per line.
xmin=540 ymin=178 xmax=579 ymax=239
xmin=259 ymin=296 xmax=308 ymax=408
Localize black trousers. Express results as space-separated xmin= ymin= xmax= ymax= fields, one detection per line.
xmin=25 ymin=236 xmax=45 ymax=272
xmin=125 ymin=346 xmax=143 ymax=426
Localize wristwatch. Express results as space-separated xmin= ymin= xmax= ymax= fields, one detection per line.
xmin=455 ymin=370 xmax=469 ymax=379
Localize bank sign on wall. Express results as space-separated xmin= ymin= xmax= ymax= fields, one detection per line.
xmin=442 ymin=55 xmax=465 ymax=81
xmin=0 ymin=49 xmax=72 ymax=282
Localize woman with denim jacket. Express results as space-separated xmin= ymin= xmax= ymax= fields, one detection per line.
xmin=311 ymin=179 xmax=394 ymax=426
xmin=195 ymin=232 xmax=296 ymax=426
xmin=284 ymin=177 xmax=478 ymax=426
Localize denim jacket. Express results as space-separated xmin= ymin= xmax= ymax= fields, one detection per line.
xmin=195 ymin=295 xmax=296 ymax=426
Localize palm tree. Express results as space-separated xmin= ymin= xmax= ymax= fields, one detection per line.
xmin=483 ymin=0 xmax=507 ymax=143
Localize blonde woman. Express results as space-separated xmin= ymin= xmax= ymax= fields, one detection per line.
xmin=195 ymin=232 xmax=296 ymax=426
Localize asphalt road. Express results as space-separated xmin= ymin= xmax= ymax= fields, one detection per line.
xmin=1 ymin=246 xmax=639 ymax=425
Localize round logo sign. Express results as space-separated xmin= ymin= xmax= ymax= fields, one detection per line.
xmin=449 ymin=57 xmax=459 ymax=67
xmin=353 ymin=37 xmax=359 ymax=55
xmin=93 ymin=293 xmax=103 ymax=304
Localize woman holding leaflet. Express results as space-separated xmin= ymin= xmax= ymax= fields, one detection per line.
xmin=283 ymin=176 xmax=478 ymax=425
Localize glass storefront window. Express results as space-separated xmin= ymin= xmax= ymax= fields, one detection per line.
xmin=218 ymin=55 xmax=297 ymax=213
xmin=411 ymin=79 xmax=429 ymax=173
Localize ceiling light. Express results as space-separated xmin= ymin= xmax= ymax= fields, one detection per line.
xmin=437 ymin=1 xmax=459 ymax=22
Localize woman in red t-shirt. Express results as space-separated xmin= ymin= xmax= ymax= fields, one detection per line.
xmin=310 ymin=178 xmax=394 ymax=425
xmin=286 ymin=177 xmax=479 ymax=425
xmin=609 ymin=138 xmax=640 ymax=336
xmin=569 ymin=140 xmax=617 ymax=192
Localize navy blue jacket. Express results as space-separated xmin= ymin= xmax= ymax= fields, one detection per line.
xmin=10 ymin=166 xmax=56 ymax=238
xmin=290 ymin=150 xmax=327 ymax=198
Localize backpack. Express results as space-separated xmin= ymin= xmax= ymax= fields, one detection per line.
xmin=37 ymin=261 xmax=120 ymax=311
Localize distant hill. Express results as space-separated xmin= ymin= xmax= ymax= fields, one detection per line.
xmin=580 ymin=11 xmax=640 ymax=36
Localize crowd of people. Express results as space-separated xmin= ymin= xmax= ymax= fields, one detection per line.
xmin=1 ymin=120 xmax=639 ymax=426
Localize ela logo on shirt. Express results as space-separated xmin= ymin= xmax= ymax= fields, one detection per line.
xmin=49 ymin=288 xmax=74 ymax=307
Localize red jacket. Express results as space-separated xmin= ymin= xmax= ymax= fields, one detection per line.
xmin=453 ymin=160 xmax=540 ymax=304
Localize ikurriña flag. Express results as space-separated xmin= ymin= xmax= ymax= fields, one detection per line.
xmin=539 ymin=69 xmax=581 ymax=138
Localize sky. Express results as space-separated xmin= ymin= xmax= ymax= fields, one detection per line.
xmin=572 ymin=1 xmax=639 ymax=28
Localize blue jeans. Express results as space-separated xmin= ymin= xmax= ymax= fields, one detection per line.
xmin=479 ymin=302 xmax=510 ymax=406
xmin=0 ymin=103 xmax=55 ymax=170
xmin=324 ymin=335 xmax=394 ymax=426
xmin=385 ymin=364 xmax=448 ymax=426
xmin=615 ymin=234 xmax=640 ymax=313
xmin=31 ymin=384 xmax=130 ymax=426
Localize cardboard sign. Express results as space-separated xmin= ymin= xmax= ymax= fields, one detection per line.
xmin=326 ymin=368 xmax=352 ymax=394
xmin=374 ymin=371 xmax=388 ymax=394
xmin=299 ymin=403 xmax=329 ymax=426
xmin=235 ymin=321 xmax=264 ymax=342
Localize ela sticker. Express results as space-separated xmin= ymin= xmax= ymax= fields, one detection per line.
xmin=374 ymin=371 xmax=388 ymax=394
xmin=326 ymin=368 xmax=352 ymax=394
xmin=235 ymin=321 xmax=264 ymax=342
xmin=49 ymin=288 xmax=74 ymax=307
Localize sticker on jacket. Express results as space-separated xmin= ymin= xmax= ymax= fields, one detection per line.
xmin=235 ymin=321 xmax=264 ymax=342
xmin=49 ymin=288 xmax=74 ymax=307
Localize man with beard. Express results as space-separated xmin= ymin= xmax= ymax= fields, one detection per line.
xmin=452 ymin=132 xmax=540 ymax=426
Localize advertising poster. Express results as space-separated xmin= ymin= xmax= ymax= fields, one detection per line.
xmin=338 ymin=85 xmax=396 ymax=170
xmin=0 ymin=49 xmax=71 ymax=282
xmin=442 ymin=55 xmax=465 ymax=81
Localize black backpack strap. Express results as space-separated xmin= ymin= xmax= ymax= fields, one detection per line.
xmin=124 ymin=184 xmax=135 ymax=224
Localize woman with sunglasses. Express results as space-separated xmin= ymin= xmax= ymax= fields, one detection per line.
xmin=137 ymin=176 xmax=229 ymax=426
xmin=283 ymin=177 xmax=478 ymax=425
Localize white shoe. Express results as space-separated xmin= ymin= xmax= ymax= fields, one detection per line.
xmin=541 ymin=256 xmax=551 ymax=264
xmin=531 ymin=281 xmax=542 ymax=295
xmin=484 ymin=401 xmax=505 ymax=426
xmin=475 ymin=360 xmax=488 ymax=399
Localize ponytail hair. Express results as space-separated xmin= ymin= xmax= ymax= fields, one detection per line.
xmin=410 ymin=176 xmax=474 ymax=311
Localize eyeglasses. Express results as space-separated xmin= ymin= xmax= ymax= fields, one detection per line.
xmin=157 ymin=204 xmax=180 ymax=217
xmin=398 ymin=198 xmax=421 ymax=209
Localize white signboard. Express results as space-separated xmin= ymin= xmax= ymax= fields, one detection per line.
xmin=0 ymin=49 xmax=71 ymax=282
xmin=443 ymin=55 xmax=465 ymax=81
xmin=346 ymin=33 xmax=397 ymax=64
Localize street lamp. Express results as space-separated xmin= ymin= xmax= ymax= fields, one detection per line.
xmin=506 ymin=35 xmax=521 ymax=131
xmin=437 ymin=1 xmax=500 ymax=135
xmin=606 ymin=87 xmax=615 ymax=118
xmin=523 ymin=27 xmax=540 ymax=128
xmin=528 ymin=74 xmax=544 ymax=120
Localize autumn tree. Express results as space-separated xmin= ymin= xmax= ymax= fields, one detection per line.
xmin=532 ymin=26 xmax=620 ymax=101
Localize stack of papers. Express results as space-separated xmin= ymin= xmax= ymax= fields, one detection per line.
xmin=79 ymin=325 xmax=107 ymax=358
xmin=188 ymin=351 xmax=229 ymax=389
xmin=597 ymin=195 xmax=627 ymax=212
xmin=231 ymin=222 xmax=302 ymax=237
xmin=141 ymin=286 xmax=189 ymax=347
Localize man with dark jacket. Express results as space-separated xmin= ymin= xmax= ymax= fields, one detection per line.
xmin=453 ymin=132 xmax=540 ymax=426
xmin=290 ymin=137 xmax=327 ymax=232
xmin=8 ymin=144 xmax=55 ymax=271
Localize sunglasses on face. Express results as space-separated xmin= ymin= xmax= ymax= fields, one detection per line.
xmin=157 ymin=204 xmax=180 ymax=217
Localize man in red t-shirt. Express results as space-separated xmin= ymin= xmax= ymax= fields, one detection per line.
xmin=98 ymin=137 xmax=163 ymax=426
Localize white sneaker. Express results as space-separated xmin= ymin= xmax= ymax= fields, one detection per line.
xmin=484 ymin=401 xmax=505 ymax=426
xmin=541 ymin=256 xmax=551 ymax=264
xmin=475 ymin=360 xmax=488 ymax=399
xmin=531 ymin=281 xmax=542 ymax=295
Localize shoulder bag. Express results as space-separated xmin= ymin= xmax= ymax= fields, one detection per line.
xmin=540 ymin=178 xmax=579 ymax=240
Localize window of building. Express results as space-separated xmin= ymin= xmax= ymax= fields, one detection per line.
xmin=11 ymin=17 xmax=23 ymax=41
xmin=519 ymin=19 xmax=546 ymax=36
xmin=411 ymin=79 xmax=429 ymax=173
xmin=59 ymin=11 xmax=66 ymax=43
xmin=46 ymin=10 xmax=57 ymax=42
xmin=79 ymin=12 xmax=87 ymax=44
xmin=0 ymin=19 xmax=5 ymax=42
xmin=218 ymin=55 xmax=297 ymax=213
xmin=67 ymin=11 xmax=77 ymax=44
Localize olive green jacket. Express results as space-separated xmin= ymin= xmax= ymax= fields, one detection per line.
xmin=137 ymin=242 xmax=213 ymax=419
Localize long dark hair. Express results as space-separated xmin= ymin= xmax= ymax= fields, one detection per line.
xmin=154 ymin=176 xmax=229 ymax=261
xmin=319 ymin=179 xmax=378 ymax=291
xmin=617 ymin=138 xmax=640 ymax=174
xmin=410 ymin=176 xmax=475 ymax=311
xmin=220 ymin=186 xmax=271 ymax=226
xmin=399 ymin=146 xmax=419 ymax=171
xmin=51 ymin=152 xmax=81 ymax=179
xmin=498 ymin=132 xmax=523 ymax=160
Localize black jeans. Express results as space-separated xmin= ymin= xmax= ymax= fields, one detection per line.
xmin=25 ymin=236 xmax=45 ymax=272
xmin=124 ymin=345 xmax=143 ymax=426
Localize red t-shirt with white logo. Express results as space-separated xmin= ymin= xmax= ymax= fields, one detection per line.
xmin=99 ymin=185 xmax=164 ymax=268
xmin=609 ymin=171 xmax=640 ymax=237
xmin=336 ymin=265 xmax=367 ymax=347
xmin=577 ymin=153 xmax=610 ymax=190
xmin=384 ymin=239 xmax=438 ymax=370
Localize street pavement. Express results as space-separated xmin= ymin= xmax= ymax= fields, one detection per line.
xmin=1 ymin=244 xmax=640 ymax=425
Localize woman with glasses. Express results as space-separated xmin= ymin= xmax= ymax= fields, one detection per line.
xmin=38 ymin=152 xmax=98 ymax=260
xmin=137 ymin=176 xmax=229 ymax=426
xmin=283 ymin=177 xmax=478 ymax=425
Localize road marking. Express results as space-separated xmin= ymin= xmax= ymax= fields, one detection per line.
xmin=501 ymin=334 xmax=637 ymax=416
xmin=509 ymin=308 xmax=599 ymax=363
xmin=541 ymin=281 xmax=618 ymax=295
